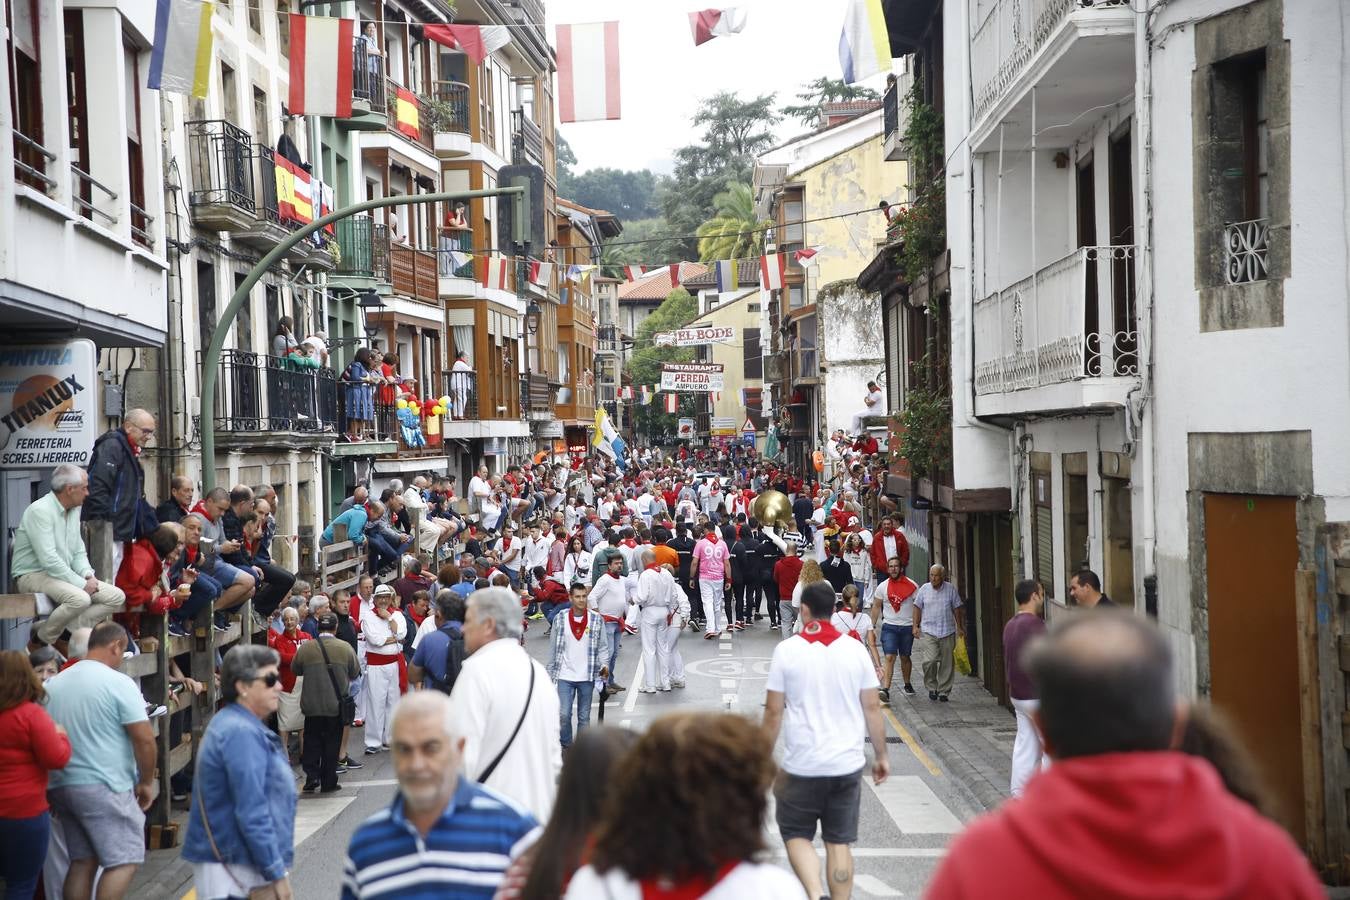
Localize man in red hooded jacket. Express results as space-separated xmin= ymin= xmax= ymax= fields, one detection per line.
xmin=926 ymin=612 xmax=1323 ymax=899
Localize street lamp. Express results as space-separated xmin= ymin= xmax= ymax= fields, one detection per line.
xmin=358 ymin=289 xmax=386 ymax=344
xmin=525 ymin=300 xmax=541 ymax=335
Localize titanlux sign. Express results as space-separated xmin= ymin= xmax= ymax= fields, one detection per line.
xmin=660 ymin=363 xmax=724 ymax=393
xmin=0 ymin=340 xmax=98 ymax=468
xmin=653 ymin=326 xmax=736 ymax=347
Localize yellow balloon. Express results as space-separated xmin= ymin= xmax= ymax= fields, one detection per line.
xmin=433 ymin=406 xmax=445 ymax=416
xmin=439 ymin=395 xmax=452 ymax=407
xmin=396 ymin=398 xmax=408 ymax=409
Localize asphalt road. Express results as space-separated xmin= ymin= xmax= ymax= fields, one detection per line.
xmin=286 ymin=615 xmax=978 ymax=898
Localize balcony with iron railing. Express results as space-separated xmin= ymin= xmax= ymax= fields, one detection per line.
xmin=438 ymin=228 xmax=476 ymax=288
xmin=968 ymin=0 xmax=1133 ymax=146
xmin=186 ymin=120 xmax=258 ymax=232
xmin=344 ymin=44 xmax=388 ymax=130
xmin=208 ymin=350 xmax=339 ymax=439
xmin=432 ymin=81 xmax=472 ymax=158
xmin=882 ymin=77 xmax=905 ymax=163
xmin=386 ymin=79 xmax=435 ymax=153
xmin=334 ymin=215 xmax=392 ymax=284
xmin=511 ymin=109 xmax=544 ymax=166
xmin=973 ymin=244 xmax=1139 ymax=415
xmin=444 ymin=369 xmax=480 ymax=421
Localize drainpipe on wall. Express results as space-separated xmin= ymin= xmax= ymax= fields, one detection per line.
xmin=1132 ymin=0 xmax=1159 ymax=613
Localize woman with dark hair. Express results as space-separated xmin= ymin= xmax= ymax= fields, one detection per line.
xmin=182 ymin=645 xmax=295 ymax=900
xmin=493 ymin=726 xmax=638 ymax=900
xmin=1178 ymin=703 xmax=1274 ymax=818
xmin=271 ymin=316 xmax=296 ymax=358
xmin=28 ymin=645 xmax=61 ymax=683
xmin=0 ymin=650 xmax=71 ymax=899
xmin=565 ymin=712 xmax=806 ymax=899
xmin=561 ymin=535 xmax=592 ymax=588
xmin=342 ymin=348 xmax=376 ymax=439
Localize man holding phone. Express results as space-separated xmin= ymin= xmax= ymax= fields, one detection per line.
xmin=188 ymin=488 xmax=257 ymax=626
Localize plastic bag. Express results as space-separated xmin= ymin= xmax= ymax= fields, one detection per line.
xmin=953 ymin=635 xmax=972 ymax=676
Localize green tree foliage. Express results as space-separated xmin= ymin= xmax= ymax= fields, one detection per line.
xmin=560 ymin=168 xmax=662 ymax=220
xmin=627 ymin=288 xmax=700 ymax=439
xmin=599 ymin=218 xmax=681 ymax=275
xmin=557 ymin=135 xmax=578 ymax=187
xmin=695 ymin=182 xmax=767 ymax=262
xmin=781 ymin=77 xmax=881 ymax=126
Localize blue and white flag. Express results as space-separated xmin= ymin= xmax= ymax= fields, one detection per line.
xmin=148 ymin=0 xmax=215 ymax=98
xmin=839 ymin=0 xmax=890 ymax=84
xmin=714 ymin=259 xmax=737 ymax=291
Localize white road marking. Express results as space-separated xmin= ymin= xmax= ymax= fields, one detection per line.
xmin=720 ymin=679 xmax=737 ymax=689
xmin=620 ymin=719 xmax=632 ymax=728
xmin=854 ymin=874 xmax=904 ymax=896
xmin=770 ymin=848 xmax=947 ymax=859
xmin=624 ymin=657 xmax=645 ymax=712
xmin=870 ymin=776 xmax=963 ymax=834
xmin=294 ymin=795 xmax=355 ymax=846
xmin=335 ymin=778 xmax=398 ymax=788
xmin=722 ymin=693 xmax=738 ymax=705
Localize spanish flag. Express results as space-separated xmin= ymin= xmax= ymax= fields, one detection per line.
xmin=394 ymin=88 xmax=420 ymax=139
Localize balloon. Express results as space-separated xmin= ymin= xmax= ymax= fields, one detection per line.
xmin=813 ymin=450 xmax=824 ymax=472
xmin=433 ymin=406 xmax=445 ymax=416
xmin=396 ymin=398 xmax=408 ymax=409
xmin=439 ymin=395 xmax=451 ymax=407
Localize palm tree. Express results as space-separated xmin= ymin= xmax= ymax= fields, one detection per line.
xmin=695 ymin=182 xmax=768 ymax=262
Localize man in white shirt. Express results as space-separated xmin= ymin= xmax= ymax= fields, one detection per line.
xmin=467 ymin=465 xmax=492 ymax=525
xmin=659 ymin=562 xmax=690 ymax=689
xmin=497 ymin=524 xmax=524 ymax=588
xmin=361 ymin=585 xmax=407 ymax=754
xmin=868 ymin=557 xmax=920 ymax=702
xmin=520 ymin=522 xmax=551 ymax=580
xmin=587 ymin=554 xmax=630 ymax=692
xmin=402 ymin=476 xmax=453 ymax=554
xmin=633 ymin=548 xmax=673 ymax=693
xmin=448 ymin=587 xmax=561 ymax=822
xmin=763 ymin=581 xmax=889 ymax=900
xmin=851 ymin=380 xmax=884 ymax=436
xmin=546 ymin=582 xmax=609 ymax=748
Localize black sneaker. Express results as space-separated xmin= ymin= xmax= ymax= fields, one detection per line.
xmin=340 ymin=756 xmax=363 ymax=769
xmin=335 ymin=764 xmax=348 ymax=774
xmin=929 ymin=691 xmax=938 ymax=701
xmin=302 ymin=780 xmax=319 ymax=793
xmin=319 ymin=784 xmax=343 ymax=794
xmin=938 ymin=694 xmax=950 ymax=702
xmin=903 ymin=683 xmax=916 ymax=695
xmin=363 ymin=746 xmax=380 ymax=755
xmin=878 ymin=688 xmax=890 ymax=702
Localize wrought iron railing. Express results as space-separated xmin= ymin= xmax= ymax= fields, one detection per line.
xmin=386 ymin=78 xmax=435 ymax=151
xmin=883 ymin=78 xmax=900 ymax=145
xmin=444 ymin=369 xmax=479 ymax=420
xmin=13 ymin=128 xmax=56 ymax=192
xmin=511 ymin=109 xmax=543 ymax=165
xmin=970 ymin=0 xmax=1129 ymax=123
xmin=210 ymin=350 xmax=338 ymax=434
xmin=973 ymin=244 xmax=1138 ymax=395
xmin=254 ymin=142 xmax=285 ymax=227
xmin=335 ymin=215 xmax=392 ymax=282
xmin=432 ymin=81 xmax=471 ymax=135
xmin=371 ymin=223 xmax=391 ymax=282
xmin=352 ymin=44 xmax=387 ymax=111
xmin=186 ymin=120 xmax=256 ymax=215
xmin=130 ymin=202 xmax=154 ymax=248
xmin=1223 ymin=218 xmax=1269 ymax=285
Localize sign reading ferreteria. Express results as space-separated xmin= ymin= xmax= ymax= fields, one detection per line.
xmin=660 ymin=363 xmax=725 ymax=392
xmin=653 ymin=326 xmax=736 ymax=347
xmin=0 ymin=340 xmax=98 ymax=469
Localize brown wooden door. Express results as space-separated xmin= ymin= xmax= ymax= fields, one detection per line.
xmin=1204 ymin=493 xmax=1304 ymax=843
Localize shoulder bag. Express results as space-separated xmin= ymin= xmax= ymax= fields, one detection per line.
xmin=476 ymin=660 xmax=535 ymax=783
xmin=316 ymin=636 xmax=356 ymax=726
xmin=195 ymin=746 xmax=277 ymax=898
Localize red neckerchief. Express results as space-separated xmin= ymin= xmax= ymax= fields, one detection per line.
xmin=607 ymin=571 xmax=622 ymax=579
xmin=644 ymin=563 xmax=662 ymax=572
xmin=621 ymin=538 xmax=637 ymax=548
xmin=704 ymin=530 xmax=719 ymax=544
xmin=640 ymin=861 xmax=739 ymax=900
xmin=567 ymin=609 xmax=587 ymax=641
xmin=185 ymin=544 xmax=198 ymax=564
xmin=838 ymin=611 xmax=865 ymax=641
xmin=501 ymin=536 xmax=512 ymax=551
xmin=125 ymin=430 xmax=142 ymax=456
xmin=887 ymin=577 xmax=918 ymax=613
xmin=799 ymin=620 xmax=843 ymax=645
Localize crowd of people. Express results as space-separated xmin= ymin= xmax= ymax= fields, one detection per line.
xmin=0 ymin=413 xmax=1329 ymax=898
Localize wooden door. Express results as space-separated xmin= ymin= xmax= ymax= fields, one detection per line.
xmin=1076 ymin=155 xmax=1098 ymax=351
xmin=1204 ymin=493 xmax=1304 ymax=843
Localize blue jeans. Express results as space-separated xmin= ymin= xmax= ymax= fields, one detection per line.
xmin=173 ymin=571 xmax=221 ymax=624
xmin=541 ymin=601 xmax=569 ymax=625
xmin=556 ymin=679 xmax=594 ymax=748
xmin=367 ymin=532 xmax=400 ymax=573
xmin=0 ymin=811 xmax=49 ymax=900
xmin=604 ymin=620 xmax=621 ymax=687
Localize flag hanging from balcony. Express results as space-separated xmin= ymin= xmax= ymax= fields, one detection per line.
xmin=620 ymin=385 xmax=634 ymax=401
xmin=623 ymin=265 xmax=647 ymax=281
xmin=793 ymin=247 xmax=819 ymax=266
xmin=274 ymin=154 xmax=313 ymax=223
xmin=556 ymin=22 xmax=621 ymax=123
xmin=288 ymin=15 xmax=354 ymax=117
xmin=714 ymin=259 xmax=737 ymax=291
xmin=394 ymin=87 xmax=421 ymax=139
xmin=669 ymin=262 xmax=683 ymax=287
xmin=759 ymin=253 xmax=786 ymax=290
xmin=447 ymin=250 xmax=473 ymax=273
xmin=529 ymin=260 xmax=554 ymax=286
xmin=664 ymin=393 xmax=678 ymax=414
xmin=640 ymin=386 xmax=652 ymax=405
xmin=688 ymin=8 xmax=747 ymax=46
xmin=147 ymin=0 xmax=215 ymax=98
xmin=424 ymin=24 xmax=511 ymax=66
xmin=481 ymin=255 xmax=509 ymax=290
xmin=318 ymin=182 xmax=336 ymax=234
xmin=839 ymin=0 xmax=889 ymax=84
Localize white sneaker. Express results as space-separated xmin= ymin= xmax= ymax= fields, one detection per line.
xmin=659 ymin=684 xmax=671 ymax=691
xmin=639 ymin=686 xmax=657 ymax=694
xmin=670 ymin=679 xmax=686 ymax=688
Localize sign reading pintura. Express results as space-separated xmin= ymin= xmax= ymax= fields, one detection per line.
xmin=0 ymin=340 xmax=98 ymax=469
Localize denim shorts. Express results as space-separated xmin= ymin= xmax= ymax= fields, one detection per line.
xmin=880 ymin=622 xmax=914 ymax=657
xmin=205 ymin=558 xmax=252 ymax=587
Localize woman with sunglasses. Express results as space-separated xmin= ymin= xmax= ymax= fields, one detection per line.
xmin=182 ymin=645 xmax=296 ymax=900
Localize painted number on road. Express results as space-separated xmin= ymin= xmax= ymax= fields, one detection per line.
xmin=684 ymin=657 xmax=774 ymax=679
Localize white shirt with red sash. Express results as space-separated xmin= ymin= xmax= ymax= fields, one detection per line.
xmin=876 ymin=575 xmax=920 ymax=627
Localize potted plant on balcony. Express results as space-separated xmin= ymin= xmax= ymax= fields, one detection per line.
xmin=894 ymin=82 xmax=946 ymax=286
xmin=896 ymin=352 xmax=951 ymax=481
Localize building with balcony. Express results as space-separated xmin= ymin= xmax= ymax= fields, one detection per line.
xmin=753 ymin=104 xmax=905 ymax=473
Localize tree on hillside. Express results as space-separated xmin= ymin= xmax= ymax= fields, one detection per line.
xmin=627 ymin=288 xmax=700 ymax=440
xmin=695 ymin=182 xmax=768 ymax=262
xmin=557 ymin=136 xmax=578 ymax=191
xmin=562 ymin=168 xmax=662 ymax=220
xmin=782 ymin=77 xmax=881 ymax=126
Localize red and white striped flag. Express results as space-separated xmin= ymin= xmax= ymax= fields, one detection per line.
xmin=664 ymin=393 xmax=678 ymax=414
xmin=669 ymin=262 xmax=682 ymax=287
xmin=423 ymin=24 xmax=510 ymax=65
xmin=481 ymin=255 xmax=509 ymax=290
xmin=689 ymin=8 xmax=747 ymax=46
xmin=759 ymin=253 xmax=786 ymax=290
xmin=556 ymin=22 xmax=621 ymax=123
xmin=623 ymin=265 xmax=647 ymax=281
xmin=620 ymin=385 xmax=634 ymax=400
xmin=288 ymin=16 xmax=354 ymax=117
xmin=529 ymin=260 xmax=553 ymax=286
xmin=793 ymin=247 xmax=819 ymax=266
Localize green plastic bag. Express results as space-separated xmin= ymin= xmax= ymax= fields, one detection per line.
xmin=953 ymin=635 xmax=972 ymax=676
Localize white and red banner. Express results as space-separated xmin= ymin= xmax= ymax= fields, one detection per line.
xmin=623 ymin=265 xmax=648 ymax=281
xmin=556 ymin=22 xmax=621 ymax=123
xmin=688 ymin=8 xmax=747 ymax=46
xmin=759 ymin=252 xmax=786 ymax=290
xmin=529 ymin=260 xmax=554 ymax=286
xmin=424 ymin=24 xmax=510 ymax=65
xmin=288 ymin=15 xmax=353 ymax=118
xmin=665 ymin=394 xmax=680 ymax=414
xmin=793 ymin=247 xmax=819 ymax=266
xmin=481 ymin=255 xmax=509 ymax=290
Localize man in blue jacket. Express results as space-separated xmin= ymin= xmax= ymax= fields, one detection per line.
xmin=83 ymin=408 xmax=156 ymax=575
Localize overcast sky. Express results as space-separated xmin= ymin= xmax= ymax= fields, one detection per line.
xmin=543 ymin=0 xmax=890 ymax=175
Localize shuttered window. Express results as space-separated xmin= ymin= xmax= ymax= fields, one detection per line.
xmin=1031 ymin=470 xmax=1054 ymax=598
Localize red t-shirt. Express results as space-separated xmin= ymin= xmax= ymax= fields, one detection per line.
xmin=0 ymin=701 xmax=72 ymax=817
xmin=774 ymin=556 xmax=804 ymax=602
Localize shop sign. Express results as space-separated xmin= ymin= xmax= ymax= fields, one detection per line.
xmin=653 ymin=326 xmax=735 ymax=347
xmin=536 ymin=420 xmax=564 ymax=438
xmin=660 ymin=363 xmax=724 ymax=393
xmin=676 ymin=418 xmax=695 ymax=439
xmin=0 ymin=340 xmax=98 ymax=469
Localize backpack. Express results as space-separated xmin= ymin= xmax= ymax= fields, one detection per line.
xmin=427 ymin=627 xmax=467 ymax=695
